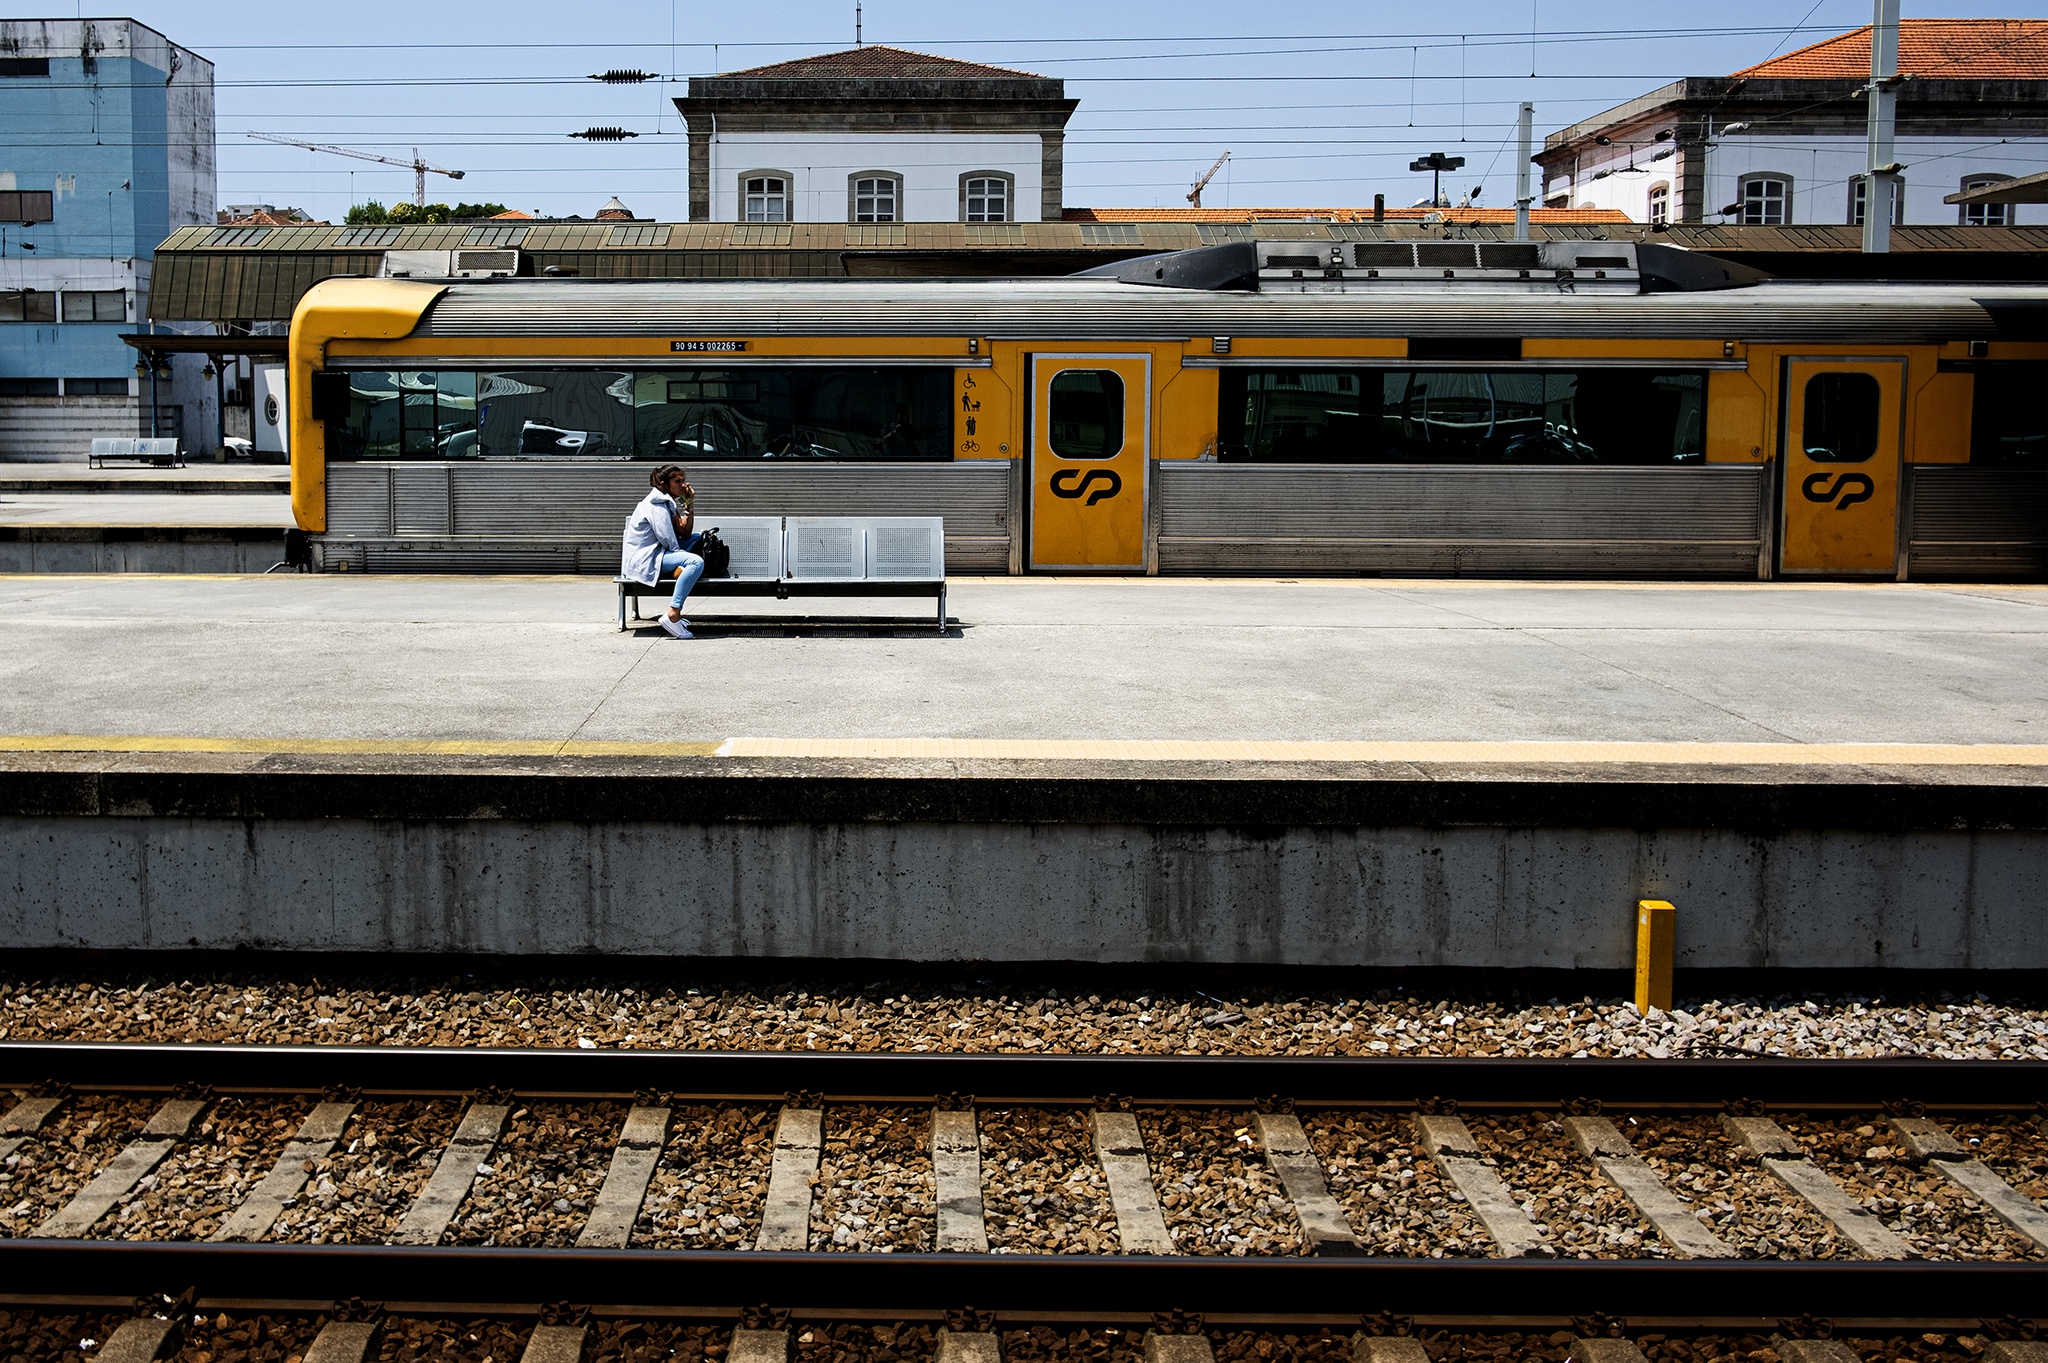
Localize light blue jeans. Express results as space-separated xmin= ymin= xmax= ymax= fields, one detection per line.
xmin=660 ymin=534 xmax=704 ymax=610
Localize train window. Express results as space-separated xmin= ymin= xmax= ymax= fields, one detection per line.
xmin=635 ymin=367 xmax=949 ymax=460
xmin=330 ymin=367 xmax=954 ymax=462
xmin=325 ymin=370 xmax=477 ymax=459
xmin=477 ymin=370 xmax=635 ymax=458
xmin=1801 ymin=372 xmax=1880 ymax=463
xmin=1218 ymin=368 xmax=1705 ymax=465
xmin=1970 ymin=362 xmax=2047 ymax=467
xmin=1048 ymin=370 xmax=1124 ymax=459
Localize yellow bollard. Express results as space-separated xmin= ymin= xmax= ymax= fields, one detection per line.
xmin=1634 ymin=899 xmax=1675 ymax=1014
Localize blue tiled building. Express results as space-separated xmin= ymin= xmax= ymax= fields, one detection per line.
xmin=0 ymin=17 xmax=213 ymax=459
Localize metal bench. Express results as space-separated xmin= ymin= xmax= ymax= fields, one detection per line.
xmin=616 ymin=515 xmax=947 ymax=635
xmin=88 ymin=437 xmax=183 ymax=468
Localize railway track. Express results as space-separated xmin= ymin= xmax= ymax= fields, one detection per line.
xmin=1 ymin=1043 xmax=2042 ymax=1333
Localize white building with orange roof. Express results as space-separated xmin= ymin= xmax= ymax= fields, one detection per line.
xmin=675 ymin=46 xmax=1075 ymax=224
xmin=1537 ymin=19 xmax=2048 ymax=226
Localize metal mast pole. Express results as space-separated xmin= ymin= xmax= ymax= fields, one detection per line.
xmin=1515 ymin=102 xmax=1534 ymax=240
xmin=414 ymin=150 xmax=427 ymax=208
xmin=1862 ymin=0 xmax=1900 ymax=253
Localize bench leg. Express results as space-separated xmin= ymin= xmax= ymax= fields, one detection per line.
xmin=936 ymin=584 xmax=947 ymax=635
xmin=618 ymin=588 xmax=627 ymax=632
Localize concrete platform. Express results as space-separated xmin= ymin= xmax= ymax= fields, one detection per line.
xmin=0 ymin=465 xmax=287 ymax=494
xmin=0 ymin=577 xmax=2040 ymax=970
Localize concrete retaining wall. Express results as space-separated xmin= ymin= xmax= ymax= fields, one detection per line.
xmin=0 ymin=527 xmax=289 ymax=573
xmin=0 ymin=754 xmax=2041 ymax=970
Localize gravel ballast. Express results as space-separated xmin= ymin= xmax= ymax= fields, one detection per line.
xmin=811 ymin=1104 xmax=934 ymax=1253
xmin=1778 ymin=1116 xmax=2045 ymax=1261
xmin=1302 ymin=1111 xmax=1498 ymax=1257
xmin=88 ymin=1096 xmax=304 ymax=1242
xmin=1466 ymin=1115 xmax=1655 ymax=1258
xmin=1624 ymin=1115 xmax=1847 ymax=1259
xmin=0 ymin=980 xmax=2039 ymax=1061
xmin=633 ymin=1102 xmax=775 ymax=1249
xmin=445 ymin=1100 xmax=627 ymax=1247
xmin=0 ymin=1094 xmax=157 ymax=1238
xmin=1142 ymin=1108 xmax=1302 ymax=1255
xmin=980 ymin=1107 xmax=1119 ymax=1254
xmin=0 ymin=1312 xmax=2024 ymax=1363
xmin=266 ymin=1100 xmax=456 ymax=1244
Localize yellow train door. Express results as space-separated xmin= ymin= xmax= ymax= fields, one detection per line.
xmin=1779 ymin=358 xmax=1904 ymax=576
xmin=1029 ymin=354 xmax=1150 ymax=571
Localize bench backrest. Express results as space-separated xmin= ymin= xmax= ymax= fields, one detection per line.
xmin=89 ymin=437 xmax=180 ymax=457
xmin=701 ymin=515 xmax=944 ymax=583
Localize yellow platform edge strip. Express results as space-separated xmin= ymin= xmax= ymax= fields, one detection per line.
xmin=717 ymin=737 xmax=2048 ymax=765
xmin=0 ymin=735 xmax=724 ymax=758
xmin=1 ymin=733 xmax=2043 ymax=765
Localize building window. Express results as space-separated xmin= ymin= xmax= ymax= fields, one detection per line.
xmin=0 ymin=290 xmax=56 ymax=323
xmin=1959 ymin=174 xmax=2014 ymax=226
xmin=0 ymin=378 xmax=59 ymax=396
xmin=0 ymin=58 xmax=50 ymax=78
xmin=1736 ymin=174 xmax=1791 ymax=225
xmin=741 ymin=173 xmax=790 ymax=223
xmin=961 ymin=173 xmax=1013 ymax=223
xmin=60 ymin=290 xmax=126 ymax=323
xmin=1647 ymin=182 xmax=1670 ymax=225
xmin=0 ymin=190 xmax=53 ymax=224
xmin=1849 ymin=176 xmax=1905 ymax=227
xmin=65 ymin=377 xmax=129 ymax=396
xmin=849 ymin=173 xmax=901 ymax=223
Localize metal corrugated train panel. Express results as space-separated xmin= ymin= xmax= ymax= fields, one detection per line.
xmin=408 ymin=279 xmax=2021 ymax=342
xmin=1155 ymin=463 xmax=1766 ymax=577
xmin=320 ymin=462 xmax=1011 ymax=574
xmin=1907 ymin=466 xmax=2048 ymax=578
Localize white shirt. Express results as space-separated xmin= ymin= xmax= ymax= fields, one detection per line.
xmin=621 ymin=488 xmax=683 ymax=586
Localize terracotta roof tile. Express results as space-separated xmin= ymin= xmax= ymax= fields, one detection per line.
xmin=716 ymin=45 xmax=1045 ymax=82
xmin=1064 ymin=206 xmax=1632 ymax=224
xmin=1732 ymin=19 xmax=2048 ymax=80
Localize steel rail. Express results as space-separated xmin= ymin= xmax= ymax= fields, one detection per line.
xmin=2 ymin=1042 xmax=2042 ymax=1107
xmin=0 ymin=1242 xmax=2038 ymax=1321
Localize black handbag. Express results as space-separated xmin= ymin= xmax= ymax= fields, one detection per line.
xmin=698 ymin=527 xmax=732 ymax=578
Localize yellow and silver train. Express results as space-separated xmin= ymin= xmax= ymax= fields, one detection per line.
xmin=288 ymin=240 xmax=2047 ymax=580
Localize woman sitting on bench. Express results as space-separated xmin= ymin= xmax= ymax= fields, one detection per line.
xmin=621 ymin=464 xmax=704 ymax=639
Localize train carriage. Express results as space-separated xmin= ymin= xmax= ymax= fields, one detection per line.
xmin=287 ymin=241 xmax=2047 ymax=580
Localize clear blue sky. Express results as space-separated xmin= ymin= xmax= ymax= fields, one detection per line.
xmin=91 ymin=0 xmax=2048 ymax=220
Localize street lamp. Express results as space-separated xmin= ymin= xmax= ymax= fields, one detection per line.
xmin=1409 ymin=152 xmax=1467 ymax=209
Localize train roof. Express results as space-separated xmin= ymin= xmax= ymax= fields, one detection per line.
xmin=399 ymin=275 xmax=2048 ymax=345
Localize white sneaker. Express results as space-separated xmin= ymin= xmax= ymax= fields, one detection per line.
xmin=660 ymin=616 xmax=693 ymax=639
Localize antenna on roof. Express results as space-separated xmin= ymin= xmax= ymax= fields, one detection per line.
xmin=856 ymin=0 xmax=863 ymax=47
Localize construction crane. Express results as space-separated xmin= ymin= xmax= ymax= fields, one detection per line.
xmin=246 ymin=132 xmax=464 ymax=208
xmin=1187 ymin=150 xmax=1231 ymax=208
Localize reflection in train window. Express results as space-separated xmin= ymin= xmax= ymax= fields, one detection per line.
xmin=328 ymin=370 xmax=477 ymax=460
xmin=634 ymin=367 xmax=947 ymax=460
xmin=1801 ymin=372 xmax=1881 ymax=463
xmin=324 ymin=367 xmax=948 ymax=460
xmin=1969 ymin=361 xmax=2047 ymax=468
xmin=1048 ymin=369 xmax=1125 ymax=459
xmin=476 ymin=370 xmax=635 ymax=458
xmin=1217 ymin=368 xmax=1705 ymax=464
